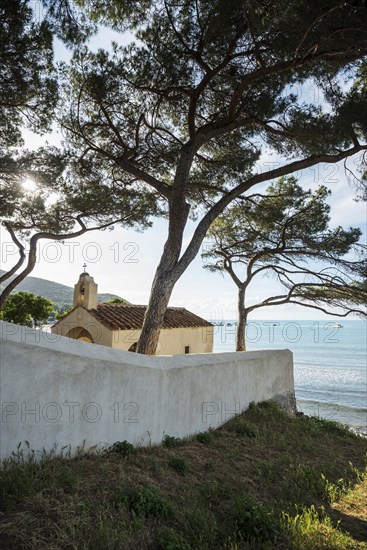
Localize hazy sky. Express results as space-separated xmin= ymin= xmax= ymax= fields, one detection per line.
xmin=2 ymin=24 xmax=366 ymax=321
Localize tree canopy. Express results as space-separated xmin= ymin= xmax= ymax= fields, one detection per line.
xmin=203 ymin=177 xmax=367 ymax=350
xmin=1 ymin=1 xmax=367 ymax=351
xmin=0 ymin=0 xmax=57 ymax=148
xmin=0 ymin=145 xmax=159 ymax=309
xmin=0 ymin=291 xmax=54 ymax=327
xmin=0 ymin=0 xmax=160 ymax=310
xmin=57 ymin=0 xmax=367 ymax=353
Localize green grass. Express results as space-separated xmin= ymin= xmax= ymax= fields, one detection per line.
xmin=1 ymin=401 xmax=366 ymax=549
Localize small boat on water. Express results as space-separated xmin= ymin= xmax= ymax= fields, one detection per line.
xmin=334 ymin=323 xmax=343 ymax=328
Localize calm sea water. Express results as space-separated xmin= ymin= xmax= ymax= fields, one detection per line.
xmin=213 ymin=319 xmax=367 ymax=435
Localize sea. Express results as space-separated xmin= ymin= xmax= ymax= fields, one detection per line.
xmin=212 ymin=319 xmax=367 ymax=435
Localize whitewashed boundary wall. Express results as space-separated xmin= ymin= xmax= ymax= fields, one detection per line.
xmin=0 ymin=321 xmax=295 ymax=460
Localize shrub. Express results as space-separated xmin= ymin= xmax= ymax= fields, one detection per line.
xmin=106 ymin=441 xmax=137 ymax=456
xmin=196 ymin=431 xmax=214 ymax=444
xmin=227 ymin=420 xmax=257 ymax=438
xmin=234 ymin=494 xmax=277 ymax=541
xmin=163 ymin=435 xmax=184 ymax=448
xmin=128 ymin=487 xmax=174 ymax=519
xmin=168 ymin=457 xmax=189 ymax=474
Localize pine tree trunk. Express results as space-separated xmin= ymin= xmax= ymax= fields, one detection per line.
xmin=236 ymin=286 xmax=247 ymax=351
xmin=136 ymin=266 xmax=177 ymax=354
xmin=136 ymin=190 xmax=191 ymax=354
xmin=136 ymin=139 xmax=206 ymax=355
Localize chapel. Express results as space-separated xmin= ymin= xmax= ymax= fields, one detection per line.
xmin=51 ymin=271 xmax=213 ymax=355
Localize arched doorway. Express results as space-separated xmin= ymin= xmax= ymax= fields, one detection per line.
xmin=65 ymin=327 xmax=94 ymax=343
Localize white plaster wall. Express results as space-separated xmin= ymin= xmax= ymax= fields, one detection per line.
xmin=0 ymin=321 xmax=295 ymax=461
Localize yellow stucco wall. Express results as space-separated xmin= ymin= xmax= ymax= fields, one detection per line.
xmin=51 ymin=307 xmax=113 ymax=347
xmin=111 ymin=326 xmax=213 ymax=355
xmin=52 ymin=307 xmax=213 ymax=354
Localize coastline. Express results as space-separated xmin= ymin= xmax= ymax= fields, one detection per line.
xmin=213 ymin=319 xmax=367 ymax=436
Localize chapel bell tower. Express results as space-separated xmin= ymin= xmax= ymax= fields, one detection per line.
xmin=73 ymin=267 xmax=98 ymax=310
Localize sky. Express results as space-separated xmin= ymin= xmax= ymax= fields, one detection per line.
xmin=1 ymin=21 xmax=366 ymax=322
xmin=2 ymin=158 xmax=364 ymax=321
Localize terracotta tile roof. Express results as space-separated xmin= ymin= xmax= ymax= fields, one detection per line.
xmin=84 ymin=304 xmax=213 ymax=331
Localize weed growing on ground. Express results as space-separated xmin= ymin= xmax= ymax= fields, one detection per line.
xmin=196 ymin=430 xmax=214 ymax=444
xmin=128 ymin=487 xmax=175 ymax=519
xmin=163 ymin=435 xmax=185 ymax=448
xmin=227 ymin=420 xmax=258 ymax=438
xmin=168 ymin=457 xmax=190 ymax=474
xmin=106 ymin=441 xmax=137 ymax=457
xmin=280 ymin=504 xmax=363 ymax=550
xmin=157 ymin=526 xmax=191 ymax=550
xmin=234 ymin=494 xmax=277 ymax=542
xmin=1 ymin=402 xmax=366 ymax=550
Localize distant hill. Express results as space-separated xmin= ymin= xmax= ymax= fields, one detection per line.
xmin=0 ymin=271 xmax=128 ymax=310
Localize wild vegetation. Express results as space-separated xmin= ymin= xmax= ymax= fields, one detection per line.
xmin=1 ymin=402 xmax=366 ymax=549
xmin=0 ymin=291 xmax=54 ymax=327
